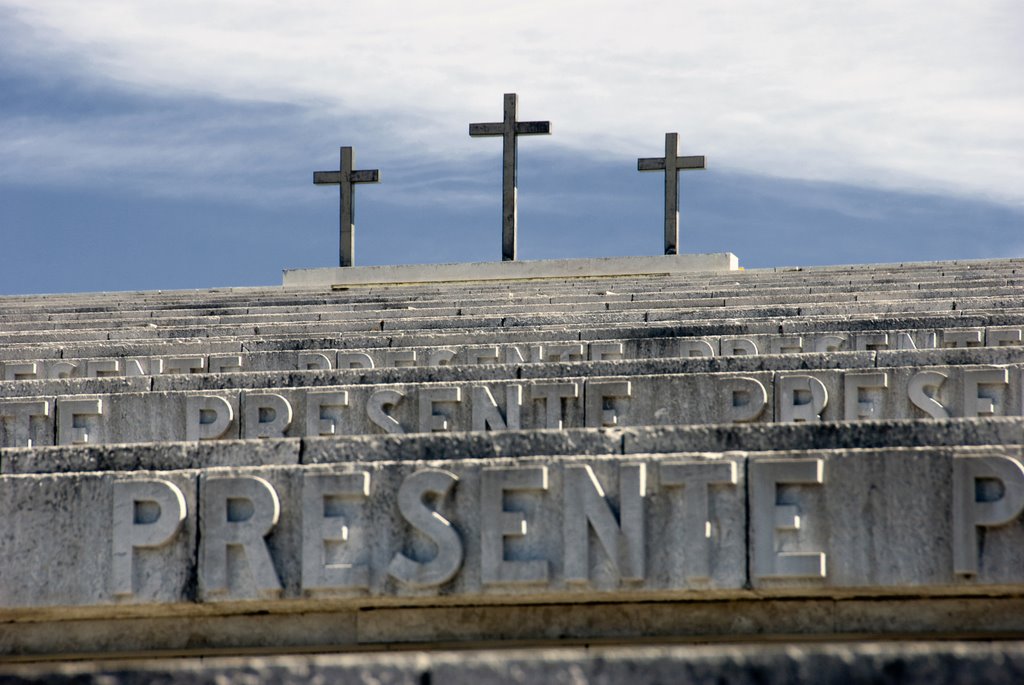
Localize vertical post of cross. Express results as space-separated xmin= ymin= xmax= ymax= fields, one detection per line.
xmin=313 ymin=146 xmax=380 ymax=267
xmin=638 ymin=133 xmax=706 ymax=256
xmin=501 ymin=94 xmax=518 ymax=262
xmin=470 ymin=93 xmax=552 ymax=261
xmin=338 ymin=146 xmax=356 ymax=267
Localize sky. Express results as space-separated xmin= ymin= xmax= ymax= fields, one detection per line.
xmin=0 ymin=1 xmax=1021 ymax=295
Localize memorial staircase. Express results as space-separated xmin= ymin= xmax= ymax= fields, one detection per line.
xmin=2 ymin=256 xmax=1024 ymax=682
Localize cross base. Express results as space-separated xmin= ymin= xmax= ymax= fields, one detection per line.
xmin=284 ymin=253 xmax=740 ymax=288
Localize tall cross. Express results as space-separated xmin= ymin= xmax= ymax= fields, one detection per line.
xmin=469 ymin=93 xmax=551 ymax=261
xmin=638 ymin=132 xmax=705 ymax=256
xmin=313 ymin=146 xmax=380 ymax=267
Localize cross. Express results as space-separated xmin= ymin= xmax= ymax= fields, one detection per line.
xmin=313 ymin=146 xmax=380 ymax=267
xmin=638 ymin=132 xmax=706 ymax=256
xmin=469 ymin=93 xmax=551 ymax=261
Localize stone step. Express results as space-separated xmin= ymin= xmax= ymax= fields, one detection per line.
xmin=2 ymin=256 xmax=1024 ymax=664
xmin=275 ymin=260 xmax=1024 ymax=292
xmin=2 ymin=325 xmax=1020 ymax=381
xmin=3 ymin=344 xmax=1023 ymax=399
xmin=3 ymin=311 xmax=1019 ymax=362
xmin=1 ymin=260 xmax=1020 ymax=320
xmin=5 ymin=417 xmax=1020 ymax=475
xmin=0 ymin=295 xmax=1021 ymax=349
xmin=5 ymin=272 xmax=1024 ymax=317
xmin=4 ymin=273 xmax=1020 ymax=318
xmin=1 ymin=444 xmax=1024 ymax=657
xmin=0 ymin=320 xmax=1017 ymax=387
xmin=4 ymin=643 xmax=1024 ymax=684
xmin=573 ymin=311 xmax=1024 ymax=344
xmin=2 ymin=362 xmax=1021 ymax=447
xmin=3 ymin=279 xmax=1021 ymax=330
xmin=2 ymin=264 xmax=1020 ymax=315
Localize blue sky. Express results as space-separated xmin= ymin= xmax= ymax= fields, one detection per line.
xmin=1 ymin=1 xmax=1021 ymax=295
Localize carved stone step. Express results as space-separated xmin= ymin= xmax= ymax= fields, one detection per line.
xmin=2 ymin=363 xmax=1021 ymax=447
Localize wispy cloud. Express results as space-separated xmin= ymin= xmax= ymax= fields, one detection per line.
xmin=0 ymin=103 xmax=330 ymax=204
xmin=1 ymin=0 xmax=1022 ymax=208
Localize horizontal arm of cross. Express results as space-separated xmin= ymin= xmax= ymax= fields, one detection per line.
xmin=677 ymin=155 xmax=706 ymax=169
xmin=515 ymin=121 xmax=551 ymax=135
xmin=350 ymin=170 xmax=380 ymax=183
xmin=469 ymin=121 xmax=551 ymax=136
xmin=469 ymin=122 xmax=504 ymax=137
xmin=313 ymin=170 xmax=380 ymax=185
xmin=313 ymin=171 xmax=343 ymax=185
xmin=637 ymin=155 xmax=706 ymax=172
xmin=637 ymin=158 xmax=667 ymax=172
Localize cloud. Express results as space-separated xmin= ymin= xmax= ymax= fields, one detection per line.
xmin=0 ymin=109 xmax=307 ymax=204
xmin=1 ymin=0 xmax=1022 ymax=209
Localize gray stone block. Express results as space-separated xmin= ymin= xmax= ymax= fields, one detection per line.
xmin=879 ymin=345 xmax=1024 ymax=367
xmin=301 ymin=428 xmax=623 ymax=464
xmin=4 ymin=599 xmax=1024 ymax=658
xmin=2 ymin=318 xmax=1020 ymax=369
xmin=622 ymin=417 xmax=1024 ymax=454
xmin=4 ymin=363 xmax=1024 ymax=448
xmin=355 ymin=599 xmax=837 ymax=645
xmin=747 ymin=446 xmax=1024 ymax=593
xmin=3 ymin=257 xmax=1024 ymax=663
xmin=1 ymin=438 xmax=299 ymax=475
xmin=284 ymin=253 xmax=740 ymax=287
xmin=5 ymin=293 xmax=1024 ymax=353
xmin=42 ymin=391 xmax=241 ymax=446
xmin=190 ymin=454 xmax=747 ymax=604
xmin=0 ymin=650 xmax=419 ymax=683
xmin=0 ymin=376 xmax=151 ymax=399
xmin=0 ymin=470 xmax=197 ymax=611
xmin=5 ymin=418 xmax=1022 ymax=476
xmin=883 ymin=364 xmax=1024 ymax=420
xmin=2 ymin=441 xmax=193 ymax=474
xmin=428 ymin=642 xmax=1024 ymax=685
xmin=6 ymin=641 xmax=1024 ymax=684
xmin=0 ymin=454 xmax=750 ymax=611
xmin=7 ymin=446 xmax=1024 ymax=615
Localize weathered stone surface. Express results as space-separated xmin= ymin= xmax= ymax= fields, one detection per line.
xmin=283 ymin=253 xmax=740 ymax=286
xmin=301 ymin=428 xmax=623 ymax=465
xmin=0 ymin=455 xmax=748 ymax=612
xmin=0 ymin=471 xmax=198 ymax=611
xmin=0 ymin=391 xmax=243 ymax=447
xmin=3 ymin=363 xmax=1023 ymax=447
xmin=5 ymin=447 xmax=1024 ymax=618
xmin=623 ymin=417 xmax=1024 ymax=454
xmin=1 ymin=256 xmax=1023 ymax=664
xmin=0 ymin=651 xmax=421 ymax=683
xmin=4 ymin=641 xmax=1024 ymax=683
xmin=747 ymin=447 xmax=1024 ymax=593
xmin=0 ymin=376 xmax=150 ymax=398
xmin=6 ymin=418 xmax=1022 ymax=475
xmin=2 ymin=438 xmax=299 ymax=474
xmin=355 ymin=597 xmax=1024 ymax=646
xmin=3 ymin=296 xmax=1023 ymax=353
xmin=0 ymin=317 xmax=1019 ymax=359
xmin=428 ymin=642 xmax=1024 ymax=685
xmin=5 ymin=345 xmax=1024 ymax=402
xmin=195 ymin=455 xmax=746 ymax=604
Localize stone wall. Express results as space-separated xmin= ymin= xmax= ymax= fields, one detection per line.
xmin=1 ymin=256 xmax=1023 ymax=679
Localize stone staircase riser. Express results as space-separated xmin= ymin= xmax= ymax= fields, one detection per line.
xmin=2 ymin=364 xmax=1021 ymax=447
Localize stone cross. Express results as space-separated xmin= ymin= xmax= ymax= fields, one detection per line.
xmin=313 ymin=146 xmax=380 ymax=268
xmin=469 ymin=93 xmax=551 ymax=261
xmin=638 ymin=133 xmax=705 ymax=256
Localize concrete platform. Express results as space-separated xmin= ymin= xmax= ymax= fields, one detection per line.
xmin=282 ymin=253 xmax=740 ymax=287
